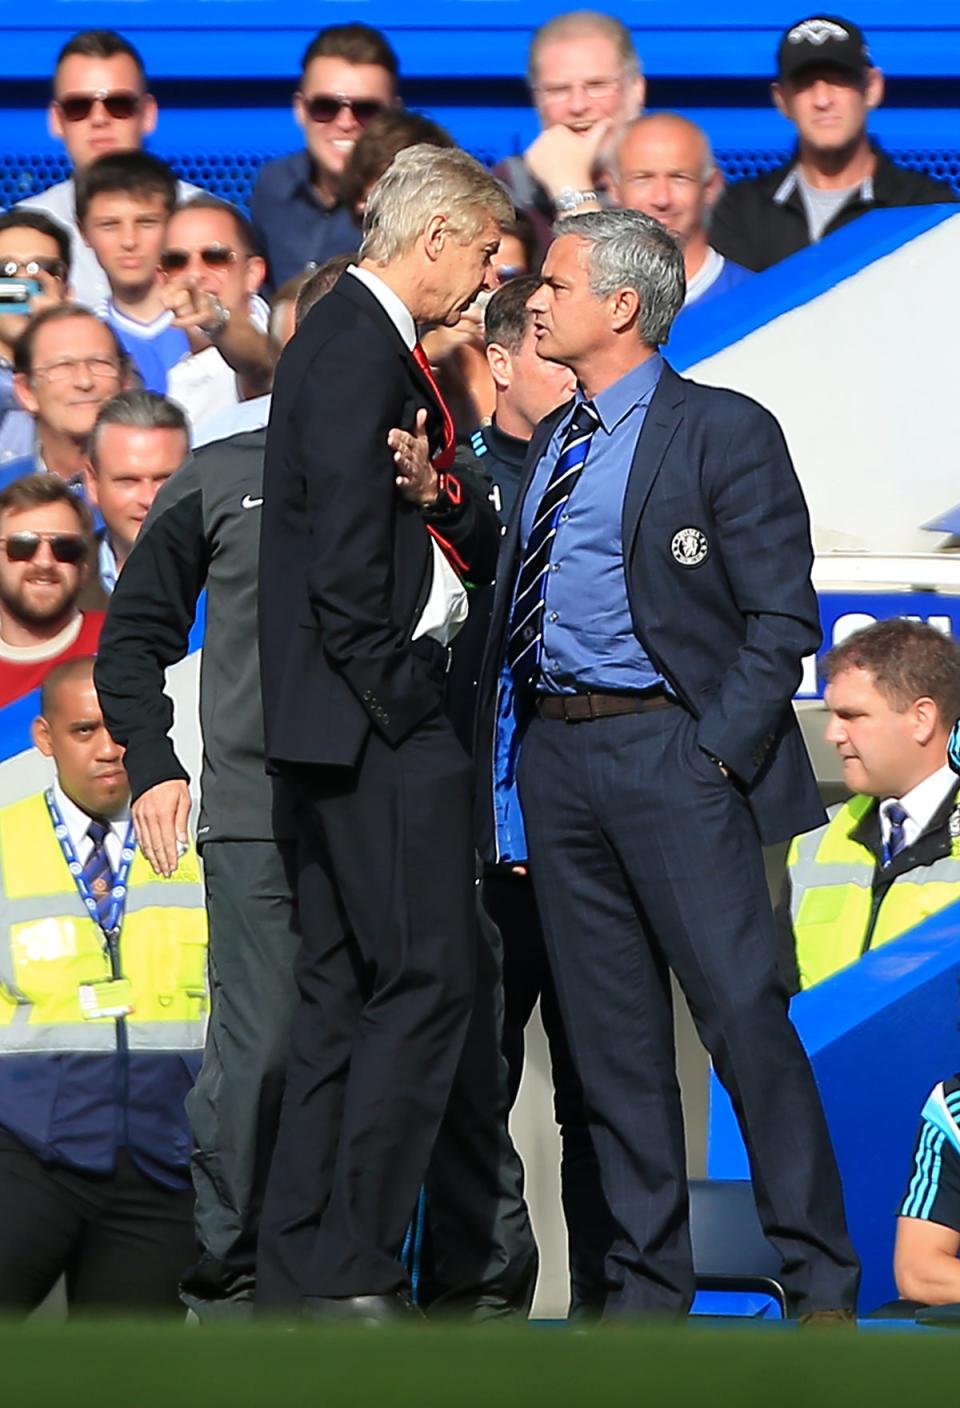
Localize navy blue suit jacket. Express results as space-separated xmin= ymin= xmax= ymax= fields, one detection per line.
xmin=476 ymin=361 xmax=826 ymax=859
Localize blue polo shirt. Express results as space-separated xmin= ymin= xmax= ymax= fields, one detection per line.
xmin=519 ymin=353 xmax=664 ymax=695
xmin=250 ymin=150 xmax=362 ymax=290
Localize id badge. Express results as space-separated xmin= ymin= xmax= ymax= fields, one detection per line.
xmin=78 ymin=977 xmax=135 ymax=1020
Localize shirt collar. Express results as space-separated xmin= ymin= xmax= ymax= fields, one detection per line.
xmin=285 ymin=149 xmax=344 ymax=211
xmin=98 ymin=534 xmax=119 ymax=593
xmin=52 ymin=779 xmax=130 ymax=853
xmin=486 ymin=416 xmax=531 ymax=468
xmin=882 ymin=763 xmax=959 ymax=840
xmin=584 ymin=352 xmax=663 ymax=435
xmin=345 ymin=265 xmax=417 ymax=350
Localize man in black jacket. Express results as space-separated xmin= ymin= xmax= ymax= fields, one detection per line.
xmin=710 ymin=16 xmax=957 ymax=273
xmin=256 ymin=144 xmax=513 ymax=1320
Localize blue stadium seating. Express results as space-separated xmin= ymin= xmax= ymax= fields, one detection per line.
xmin=2 ymin=5 xmax=960 ymax=212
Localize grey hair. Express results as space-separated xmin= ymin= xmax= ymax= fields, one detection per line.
xmin=360 ymin=144 xmax=514 ymax=264
xmin=554 ymin=209 xmax=686 ymax=347
xmin=89 ymin=390 xmax=188 ymax=470
xmin=528 ymin=11 xmax=642 ymax=85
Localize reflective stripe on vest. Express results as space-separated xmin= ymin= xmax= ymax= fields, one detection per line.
xmin=0 ymin=793 xmax=208 ymax=1053
xmin=787 ymin=791 xmax=960 ymax=989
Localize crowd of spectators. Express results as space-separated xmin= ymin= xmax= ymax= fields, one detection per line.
xmin=0 ymin=9 xmax=958 ymax=1322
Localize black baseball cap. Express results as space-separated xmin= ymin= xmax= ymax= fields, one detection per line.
xmin=777 ymin=16 xmax=873 ymax=82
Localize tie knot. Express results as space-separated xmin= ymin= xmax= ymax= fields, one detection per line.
xmin=885 ymin=801 xmax=908 ymax=829
xmin=87 ymin=819 xmax=108 ymax=847
xmin=570 ymin=401 xmax=599 ymax=435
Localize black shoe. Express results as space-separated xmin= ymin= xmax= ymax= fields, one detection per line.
xmin=301 ymin=1293 xmax=423 ymax=1325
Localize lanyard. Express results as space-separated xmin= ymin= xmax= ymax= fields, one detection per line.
xmin=45 ymin=788 xmax=135 ymax=940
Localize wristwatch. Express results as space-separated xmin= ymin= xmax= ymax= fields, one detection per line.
xmin=553 ymin=187 xmax=599 ymax=215
xmin=198 ymin=297 xmax=231 ymax=338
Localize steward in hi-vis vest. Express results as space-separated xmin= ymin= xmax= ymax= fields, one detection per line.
xmin=777 ymin=616 xmax=960 ymax=996
xmin=0 ymin=657 xmax=207 ymax=1317
xmin=780 ymin=785 xmax=960 ymax=991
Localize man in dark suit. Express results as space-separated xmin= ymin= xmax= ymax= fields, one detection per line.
xmin=476 ymin=208 xmax=861 ymax=1321
xmin=256 ymin=144 xmax=513 ymax=1321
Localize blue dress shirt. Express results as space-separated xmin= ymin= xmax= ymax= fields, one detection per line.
xmin=519 ymin=352 xmax=664 ymax=694
xmin=250 ymin=151 xmax=362 ymax=290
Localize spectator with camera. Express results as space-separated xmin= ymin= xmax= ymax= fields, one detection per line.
xmin=0 ymin=212 xmax=74 ymax=465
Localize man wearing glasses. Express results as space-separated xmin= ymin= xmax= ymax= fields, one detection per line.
xmin=495 ymin=11 xmax=646 ymax=258
xmin=0 ymin=212 xmax=73 ymax=466
xmin=161 ymin=197 xmax=277 ymax=437
xmin=19 ymin=29 xmax=199 ymax=310
xmin=2 ymin=306 xmax=128 ymax=498
xmin=250 ymin=23 xmax=400 ymax=291
xmin=0 ymin=476 xmax=103 ymax=709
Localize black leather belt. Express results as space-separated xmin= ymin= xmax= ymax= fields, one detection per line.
xmin=535 ymin=689 xmax=677 ymax=722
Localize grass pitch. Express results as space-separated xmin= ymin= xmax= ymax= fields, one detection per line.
xmin=2 ymin=1321 xmax=954 ymax=1408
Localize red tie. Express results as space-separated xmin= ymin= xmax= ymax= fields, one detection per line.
xmin=412 ymin=341 xmax=455 ymax=470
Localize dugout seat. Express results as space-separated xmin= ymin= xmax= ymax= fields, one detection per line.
xmin=689 ymin=1178 xmax=787 ymax=1317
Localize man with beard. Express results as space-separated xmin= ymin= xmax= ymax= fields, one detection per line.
xmin=0 ymin=474 xmax=103 ymax=708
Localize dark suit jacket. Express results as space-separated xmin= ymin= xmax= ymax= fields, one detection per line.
xmin=258 ymin=272 xmax=498 ymax=768
xmin=476 ymin=361 xmax=826 ymax=856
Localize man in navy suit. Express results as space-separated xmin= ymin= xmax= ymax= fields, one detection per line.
xmin=476 ymin=208 xmax=860 ymax=1321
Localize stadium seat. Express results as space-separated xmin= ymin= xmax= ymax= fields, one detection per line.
xmin=689 ymin=1178 xmax=787 ymax=1317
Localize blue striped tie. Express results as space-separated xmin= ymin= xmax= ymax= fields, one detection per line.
xmin=882 ymin=801 xmax=908 ymax=867
xmin=82 ymin=819 xmax=115 ymax=928
xmin=507 ymin=401 xmax=599 ymax=692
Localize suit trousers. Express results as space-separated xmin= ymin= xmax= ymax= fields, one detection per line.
xmin=483 ymin=869 xmax=614 ymax=1315
xmin=421 ymin=889 xmax=538 ymax=1318
xmin=182 ymin=839 xmax=301 ymax=1311
xmin=0 ymin=1129 xmax=195 ymax=1316
xmin=517 ymin=703 xmax=861 ymax=1317
xmin=256 ymin=713 xmax=478 ymax=1306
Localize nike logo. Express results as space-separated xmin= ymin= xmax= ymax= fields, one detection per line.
xmin=241 ymin=494 xmax=264 ymax=510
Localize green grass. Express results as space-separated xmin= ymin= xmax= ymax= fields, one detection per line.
xmin=2 ymin=1322 xmax=954 ymax=1408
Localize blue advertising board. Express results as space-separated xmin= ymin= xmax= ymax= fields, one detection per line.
xmin=798 ymin=589 xmax=960 ymax=699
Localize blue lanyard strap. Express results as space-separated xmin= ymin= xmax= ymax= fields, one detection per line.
xmin=44 ymin=788 xmax=136 ymax=938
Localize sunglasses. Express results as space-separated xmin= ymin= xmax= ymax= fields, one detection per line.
xmin=0 ymin=257 xmax=68 ymax=283
xmin=301 ymin=92 xmax=386 ymax=125
xmin=1 ymin=532 xmax=87 ymax=565
xmin=159 ymin=245 xmax=238 ymax=275
xmin=56 ymin=89 xmax=142 ymax=123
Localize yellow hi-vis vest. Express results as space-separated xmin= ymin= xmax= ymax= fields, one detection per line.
xmin=787 ymin=790 xmax=960 ymax=990
xmin=0 ymin=792 xmax=208 ymax=1054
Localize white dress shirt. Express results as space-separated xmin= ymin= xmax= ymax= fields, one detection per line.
xmin=344 ymin=265 xmax=467 ymax=646
xmin=191 ymin=393 xmax=271 ymax=449
xmin=880 ymin=763 xmax=958 ymax=854
xmin=52 ymin=779 xmax=131 ymax=875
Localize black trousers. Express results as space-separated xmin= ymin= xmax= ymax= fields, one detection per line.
xmin=517 ymin=704 xmax=861 ymax=1318
xmin=483 ymin=870 xmax=613 ymax=1315
xmin=183 ymin=839 xmax=301 ymax=1310
xmin=421 ymin=890 xmax=538 ymax=1318
xmin=0 ymin=1129 xmax=196 ymax=1316
xmin=256 ymin=714 xmax=479 ymax=1305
